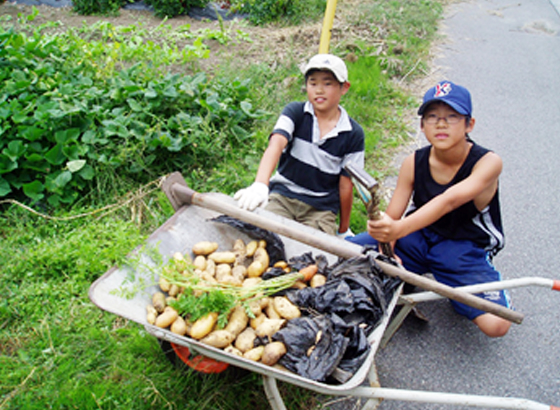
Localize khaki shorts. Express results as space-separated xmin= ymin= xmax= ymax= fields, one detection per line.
xmin=266 ymin=193 xmax=337 ymax=236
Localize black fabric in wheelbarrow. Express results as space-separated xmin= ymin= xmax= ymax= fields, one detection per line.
xmin=273 ymin=255 xmax=398 ymax=383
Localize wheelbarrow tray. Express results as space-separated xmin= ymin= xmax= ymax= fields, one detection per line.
xmin=89 ymin=193 xmax=401 ymax=394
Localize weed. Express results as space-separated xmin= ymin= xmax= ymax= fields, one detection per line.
xmin=230 ymin=0 xmax=326 ymax=26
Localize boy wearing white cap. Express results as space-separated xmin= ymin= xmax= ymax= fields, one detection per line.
xmin=234 ymin=54 xmax=365 ymax=237
xmin=350 ymin=81 xmax=512 ymax=337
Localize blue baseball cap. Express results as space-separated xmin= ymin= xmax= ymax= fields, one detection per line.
xmin=417 ymin=81 xmax=472 ymax=116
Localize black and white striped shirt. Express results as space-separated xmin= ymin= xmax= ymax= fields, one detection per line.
xmin=269 ymin=101 xmax=365 ymax=213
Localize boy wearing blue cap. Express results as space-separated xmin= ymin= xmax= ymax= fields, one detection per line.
xmin=349 ymin=81 xmax=512 ymax=337
xmin=234 ymin=54 xmax=365 ymax=237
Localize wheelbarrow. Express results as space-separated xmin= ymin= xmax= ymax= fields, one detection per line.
xmin=88 ymin=172 xmax=560 ymax=410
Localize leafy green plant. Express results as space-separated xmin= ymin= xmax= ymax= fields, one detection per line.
xmin=144 ymin=0 xmax=210 ymax=19
xmin=0 ymin=20 xmax=266 ymax=207
xmin=230 ymin=0 xmax=326 ymax=26
xmin=72 ymin=0 xmax=124 ymax=16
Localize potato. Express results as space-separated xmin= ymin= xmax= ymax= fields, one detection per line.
xmin=243 ymin=346 xmax=265 ymax=362
xmin=219 ymin=275 xmax=242 ymax=286
xmin=208 ymin=251 xmax=237 ymax=264
xmin=224 ymin=345 xmax=243 ymax=357
xmin=310 ymin=274 xmax=327 ymax=288
xmin=250 ymin=312 xmax=267 ymax=330
xmin=242 ymin=277 xmax=262 ymax=288
xmin=170 ymin=316 xmax=189 ymax=336
xmin=273 ymin=296 xmax=301 ymax=320
xmin=273 ymin=261 xmax=288 ymax=269
xmin=215 ymin=263 xmax=232 ymax=282
xmin=173 ymin=251 xmax=188 ymax=261
xmin=168 ymin=284 xmax=180 ymax=297
xmin=255 ymin=318 xmax=286 ymax=338
xmin=253 ymin=247 xmax=269 ymax=268
xmin=204 ymin=259 xmax=216 ymax=276
xmin=265 ymin=303 xmax=282 ymax=320
xmin=291 ymin=280 xmax=307 ymax=290
xmin=200 ymin=272 xmax=217 ymax=283
xmin=232 ymin=265 xmax=247 ymax=281
xmin=259 ymin=296 xmax=270 ymax=310
xmin=158 ymin=277 xmax=171 ymax=292
xmin=247 ymin=260 xmax=265 ymax=278
xmin=235 ymin=327 xmax=257 ymax=353
xmin=200 ymin=330 xmax=235 ymax=348
xmin=258 ymin=240 xmax=267 ymax=249
xmin=232 ymin=239 xmax=247 ymax=264
xmin=173 ymin=252 xmax=190 ymax=272
xmin=245 ymin=240 xmax=258 ymax=257
xmin=248 ymin=301 xmax=263 ymax=318
xmin=152 ymin=291 xmax=166 ymax=313
xmin=155 ymin=307 xmax=178 ymax=328
xmin=146 ymin=305 xmax=157 ymax=325
xmin=225 ymin=306 xmax=249 ymax=337
xmin=193 ymin=255 xmax=207 ymax=271
xmin=190 ymin=312 xmax=218 ymax=340
xmin=192 ymin=241 xmax=219 ymax=256
xmin=262 ymin=342 xmax=287 ymax=366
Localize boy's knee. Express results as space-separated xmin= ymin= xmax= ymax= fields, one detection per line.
xmin=473 ymin=314 xmax=511 ymax=338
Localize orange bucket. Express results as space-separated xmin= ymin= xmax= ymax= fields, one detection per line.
xmin=171 ymin=343 xmax=229 ymax=374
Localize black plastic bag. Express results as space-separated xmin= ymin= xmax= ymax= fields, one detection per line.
xmin=360 ymin=247 xmax=403 ymax=301
xmin=209 ymin=215 xmax=285 ymax=265
xmin=290 ymin=255 xmax=389 ymax=333
xmin=273 ymin=315 xmax=348 ymax=382
xmin=329 ymin=313 xmax=370 ymax=377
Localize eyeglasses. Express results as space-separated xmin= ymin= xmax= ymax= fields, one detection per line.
xmin=423 ymin=113 xmax=466 ymax=125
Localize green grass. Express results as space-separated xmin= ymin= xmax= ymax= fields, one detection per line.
xmin=0 ymin=0 xmax=445 ymax=408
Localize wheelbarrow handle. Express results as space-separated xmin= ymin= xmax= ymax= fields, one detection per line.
xmin=161 ymin=174 xmax=524 ymax=325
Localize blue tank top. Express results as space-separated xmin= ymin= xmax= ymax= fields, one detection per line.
xmin=410 ymin=142 xmax=505 ymax=256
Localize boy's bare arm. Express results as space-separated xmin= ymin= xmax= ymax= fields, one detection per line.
xmin=385 ymin=154 xmax=415 ymax=220
xmin=338 ymin=175 xmax=353 ymax=233
xmin=255 ymin=133 xmax=288 ymax=184
xmin=368 ymin=152 xmax=502 ymax=242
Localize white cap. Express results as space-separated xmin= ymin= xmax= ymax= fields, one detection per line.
xmin=303 ymin=54 xmax=348 ymax=83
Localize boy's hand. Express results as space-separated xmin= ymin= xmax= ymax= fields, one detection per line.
xmin=234 ymin=182 xmax=269 ymax=211
xmin=366 ymin=212 xmax=401 ymax=243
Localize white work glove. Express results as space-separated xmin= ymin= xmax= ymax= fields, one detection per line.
xmin=337 ymin=228 xmax=354 ymax=239
xmin=234 ymin=182 xmax=269 ymax=211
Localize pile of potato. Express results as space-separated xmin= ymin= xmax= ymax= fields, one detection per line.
xmin=146 ymin=239 xmax=326 ymax=367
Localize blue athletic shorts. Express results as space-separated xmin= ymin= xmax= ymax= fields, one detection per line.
xmin=348 ymin=229 xmax=512 ymax=320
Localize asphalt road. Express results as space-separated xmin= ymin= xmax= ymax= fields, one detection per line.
xmin=361 ymin=1 xmax=560 ymax=409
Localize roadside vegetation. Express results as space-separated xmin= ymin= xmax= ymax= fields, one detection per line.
xmin=0 ymin=1 xmax=445 ymax=408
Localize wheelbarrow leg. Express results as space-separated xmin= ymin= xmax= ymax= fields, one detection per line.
xmin=380 ymin=296 xmax=417 ymax=348
xmin=262 ymin=375 xmax=287 ymax=410
xmin=360 ymin=362 xmax=383 ymax=410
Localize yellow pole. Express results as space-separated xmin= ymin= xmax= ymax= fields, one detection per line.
xmin=318 ymin=0 xmax=338 ymax=54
